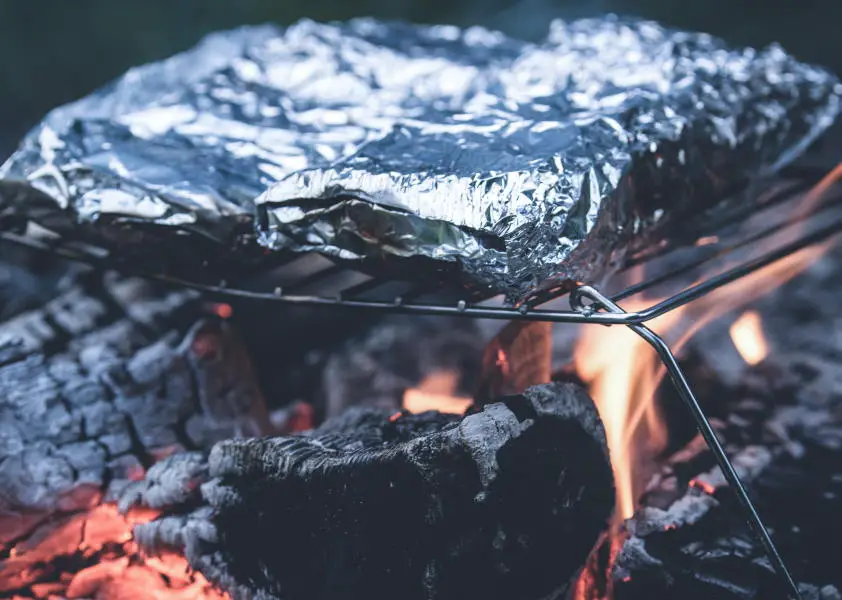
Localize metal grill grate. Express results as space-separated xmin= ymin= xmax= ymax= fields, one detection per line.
xmin=5 ymin=165 xmax=840 ymax=324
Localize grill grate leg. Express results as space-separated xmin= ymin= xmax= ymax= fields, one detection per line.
xmin=570 ymin=285 xmax=802 ymax=600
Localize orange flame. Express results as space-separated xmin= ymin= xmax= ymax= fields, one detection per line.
xmin=573 ymin=165 xmax=842 ymax=599
xmin=729 ymin=310 xmax=770 ymax=366
xmin=574 ymin=296 xmax=676 ymax=520
xmin=403 ymin=369 xmax=473 ymax=414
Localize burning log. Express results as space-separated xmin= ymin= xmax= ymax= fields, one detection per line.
xmin=120 ymin=382 xmax=615 ymax=600
xmin=0 ymin=270 xmax=271 ymax=597
xmin=601 ymin=243 xmax=842 ymax=600
xmin=607 ymin=352 xmax=842 ymax=600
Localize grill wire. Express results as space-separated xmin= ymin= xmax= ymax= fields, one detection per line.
xmin=3 ymin=164 xmax=840 ymax=326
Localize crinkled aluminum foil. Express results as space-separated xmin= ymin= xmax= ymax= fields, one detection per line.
xmin=1 ymin=18 xmax=839 ymax=302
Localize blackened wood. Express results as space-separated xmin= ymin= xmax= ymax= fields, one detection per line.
xmin=123 ymin=382 xmax=615 ymax=600
xmin=0 ymin=271 xmax=270 ymax=594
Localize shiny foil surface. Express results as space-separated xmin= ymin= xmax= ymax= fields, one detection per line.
xmin=1 ymin=18 xmax=839 ymax=302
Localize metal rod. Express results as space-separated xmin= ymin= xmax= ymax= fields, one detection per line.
xmin=531 ymin=187 xmax=841 ymax=310
xmin=621 ymin=177 xmax=816 ymax=269
xmin=152 ymin=274 xmax=638 ymax=323
xmin=155 ymin=213 xmax=842 ymax=326
xmin=614 ymin=189 xmax=842 ymax=302
xmin=5 ymin=211 xmax=842 ymax=329
xmin=570 ymin=285 xmax=803 ymax=600
xmin=631 ymin=216 xmax=842 ymax=323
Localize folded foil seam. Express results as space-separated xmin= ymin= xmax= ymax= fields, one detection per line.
xmin=1 ymin=17 xmax=839 ymax=302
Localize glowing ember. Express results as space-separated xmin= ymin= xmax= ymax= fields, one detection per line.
xmin=286 ymin=401 xmax=315 ymax=432
xmin=689 ymin=478 xmax=718 ymax=495
xmin=695 ymin=235 xmax=720 ymax=246
xmin=729 ymin=310 xmax=770 ymax=365
xmin=403 ymin=369 xmax=473 ymax=414
xmin=403 ymin=390 xmax=473 ymax=414
xmin=1 ymin=504 xmax=228 ymax=600
xmin=209 ymin=303 xmax=233 ymax=319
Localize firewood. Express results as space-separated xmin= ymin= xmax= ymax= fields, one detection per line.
xmin=121 ymin=382 xmax=615 ymax=600
xmin=0 ymin=271 xmax=271 ymax=594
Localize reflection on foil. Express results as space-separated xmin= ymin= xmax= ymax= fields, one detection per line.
xmin=0 ymin=18 xmax=839 ymax=302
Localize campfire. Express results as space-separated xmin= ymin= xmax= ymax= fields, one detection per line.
xmin=1 ymin=164 xmax=841 ymax=599
xmin=2 ymin=14 xmax=842 ymax=600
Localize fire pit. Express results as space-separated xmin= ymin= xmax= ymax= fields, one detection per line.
xmin=2 ymin=15 xmax=842 ymax=600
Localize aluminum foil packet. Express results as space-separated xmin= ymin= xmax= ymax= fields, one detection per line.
xmin=1 ymin=18 xmax=839 ymax=302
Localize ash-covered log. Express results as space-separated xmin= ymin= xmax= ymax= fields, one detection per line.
xmin=121 ymin=382 xmax=615 ymax=600
xmin=0 ymin=270 xmax=271 ymax=596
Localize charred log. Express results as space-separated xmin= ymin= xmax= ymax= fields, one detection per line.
xmin=121 ymin=382 xmax=615 ymax=600
xmin=0 ymin=271 xmax=271 ymax=596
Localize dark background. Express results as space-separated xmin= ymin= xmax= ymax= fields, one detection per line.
xmin=1 ymin=0 xmax=840 ymax=156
